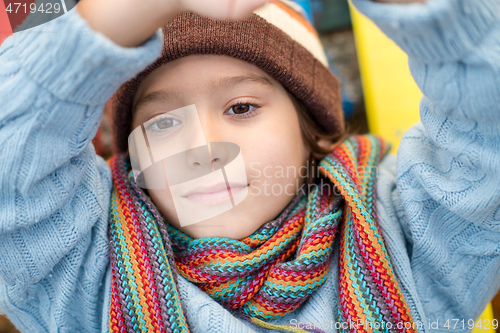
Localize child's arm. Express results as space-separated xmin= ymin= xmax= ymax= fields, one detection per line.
xmin=351 ymin=0 xmax=500 ymax=325
xmin=0 ymin=1 xmax=270 ymax=331
xmin=0 ymin=8 xmax=165 ymax=332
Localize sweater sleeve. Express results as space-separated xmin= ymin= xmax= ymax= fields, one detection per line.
xmin=0 ymin=7 xmax=162 ymax=332
xmin=351 ymin=0 xmax=500 ymax=327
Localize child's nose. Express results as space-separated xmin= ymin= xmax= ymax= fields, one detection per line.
xmin=198 ymin=115 xmax=223 ymax=144
xmin=208 ymin=142 xmax=230 ymax=171
xmin=185 ymin=142 xmax=230 ymax=172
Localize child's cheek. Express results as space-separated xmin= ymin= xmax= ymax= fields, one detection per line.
xmin=147 ymin=185 xmax=180 ymax=228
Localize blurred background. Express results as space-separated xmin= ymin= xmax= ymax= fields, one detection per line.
xmin=1 ymin=0 xmax=499 ymax=332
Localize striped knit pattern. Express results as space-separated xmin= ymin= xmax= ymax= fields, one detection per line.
xmin=320 ymin=136 xmax=415 ymax=333
xmin=108 ymin=135 xmax=416 ymax=333
xmin=108 ymin=156 xmax=188 ymax=333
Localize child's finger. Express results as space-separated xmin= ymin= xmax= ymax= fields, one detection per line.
xmin=230 ymin=0 xmax=271 ymax=19
xmin=180 ymin=0 xmax=270 ymax=20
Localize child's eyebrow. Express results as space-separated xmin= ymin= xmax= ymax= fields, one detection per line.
xmin=209 ymin=74 xmax=275 ymax=91
xmin=133 ymin=88 xmax=183 ymax=115
xmin=133 ymin=74 xmax=274 ymax=115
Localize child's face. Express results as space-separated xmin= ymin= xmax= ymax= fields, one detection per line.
xmin=131 ymin=54 xmax=309 ymax=239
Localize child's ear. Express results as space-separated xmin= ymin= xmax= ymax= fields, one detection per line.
xmin=317 ymin=138 xmax=334 ymax=151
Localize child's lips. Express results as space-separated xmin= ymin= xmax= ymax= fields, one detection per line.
xmin=181 ymin=182 xmax=247 ymax=205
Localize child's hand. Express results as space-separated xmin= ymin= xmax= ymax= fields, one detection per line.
xmin=77 ymin=0 xmax=269 ymax=48
xmin=179 ymin=0 xmax=270 ymax=20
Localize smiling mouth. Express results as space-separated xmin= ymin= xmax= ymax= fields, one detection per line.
xmin=182 ymin=183 xmax=248 ymax=205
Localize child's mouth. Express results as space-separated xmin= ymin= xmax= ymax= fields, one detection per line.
xmin=181 ymin=182 xmax=247 ymax=205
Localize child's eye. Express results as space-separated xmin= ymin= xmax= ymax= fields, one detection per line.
xmin=225 ymin=103 xmax=261 ymax=118
xmin=145 ymin=116 xmax=182 ymax=135
xmin=155 ymin=117 xmax=180 ymax=129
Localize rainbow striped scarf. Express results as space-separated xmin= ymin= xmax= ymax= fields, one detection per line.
xmin=108 ymin=135 xmax=416 ymax=333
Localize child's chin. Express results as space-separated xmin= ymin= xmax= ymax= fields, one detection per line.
xmin=178 ymin=211 xmax=261 ymax=240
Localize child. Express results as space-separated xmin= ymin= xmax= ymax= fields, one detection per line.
xmin=1 ymin=0 xmax=499 ymax=332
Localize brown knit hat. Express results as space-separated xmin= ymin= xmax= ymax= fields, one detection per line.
xmin=108 ymin=0 xmax=343 ymax=154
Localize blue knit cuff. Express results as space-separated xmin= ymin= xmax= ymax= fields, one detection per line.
xmin=350 ymin=0 xmax=499 ymax=63
xmin=9 ymin=7 xmax=163 ymax=105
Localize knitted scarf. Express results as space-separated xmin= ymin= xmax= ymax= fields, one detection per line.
xmin=108 ymin=135 xmax=416 ymax=333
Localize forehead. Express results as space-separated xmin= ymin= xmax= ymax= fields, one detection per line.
xmin=132 ymin=54 xmax=278 ymax=111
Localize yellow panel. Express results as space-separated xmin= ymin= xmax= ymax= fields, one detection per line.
xmin=348 ymin=3 xmax=495 ymax=331
xmin=473 ymin=304 xmax=496 ymax=333
xmin=349 ymin=1 xmax=421 ymax=153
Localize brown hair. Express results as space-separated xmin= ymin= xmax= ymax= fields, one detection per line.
xmin=287 ymin=91 xmax=349 ymax=187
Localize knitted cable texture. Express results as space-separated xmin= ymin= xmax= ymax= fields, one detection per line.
xmin=108 ymin=135 xmax=416 ymax=333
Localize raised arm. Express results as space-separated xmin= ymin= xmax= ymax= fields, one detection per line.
xmin=351 ymin=0 xmax=500 ymax=326
xmin=0 ymin=0 xmax=269 ymax=331
xmin=0 ymin=8 xmax=164 ymax=332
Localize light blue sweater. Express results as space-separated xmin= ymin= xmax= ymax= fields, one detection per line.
xmin=1 ymin=0 xmax=499 ymax=332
